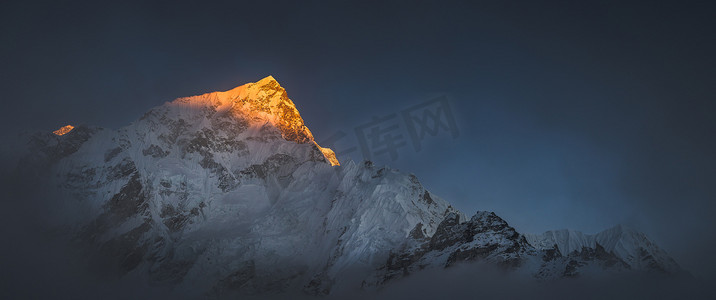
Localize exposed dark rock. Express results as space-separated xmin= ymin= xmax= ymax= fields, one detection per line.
xmin=160 ymin=179 xmax=171 ymax=188
xmin=142 ymin=144 xmax=169 ymax=158
xmin=158 ymin=118 xmax=190 ymax=145
xmin=542 ymin=244 xmax=563 ymax=262
xmin=446 ymin=244 xmax=500 ymax=266
xmin=107 ymin=158 xmax=137 ymax=181
xmin=409 ymin=223 xmax=426 ymax=240
xmin=304 ymin=272 xmax=334 ymax=296
xmin=408 ymin=174 xmax=420 ymax=186
xmin=239 ymin=154 xmax=297 ymax=181
xmin=429 ymin=213 xmax=463 ymax=251
xmin=211 ymin=114 xmax=249 ymax=139
xmin=104 ymin=147 xmax=123 ymax=162
xmin=65 ymin=166 xmax=97 ymax=188
xmin=159 ymin=203 xmax=203 ymax=233
xmin=106 ymin=172 xmax=149 ymax=225
xmin=422 ymin=191 xmax=435 ymax=205
xmin=374 ymin=211 xmax=534 ymax=285
xmin=372 ymin=167 xmax=386 ymax=178
xmin=563 ymin=259 xmax=583 ymax=277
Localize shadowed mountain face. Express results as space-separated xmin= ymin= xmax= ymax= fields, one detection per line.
xmin=16 ymin=77 xmax=685 ymax=298
xmin=367 ymin=211 xmax=684 ymax=287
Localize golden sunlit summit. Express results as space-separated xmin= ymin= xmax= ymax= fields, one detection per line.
xmin=174 ymin=76 xmax=340 ymax=166
xmin=53 ymin=125 xmax=74 ymax=136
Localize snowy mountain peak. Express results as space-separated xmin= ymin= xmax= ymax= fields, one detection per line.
xmin=525 ymin=224 xmax=683 ymax=274
xmin=18 ymin=77 xmax=687 ymax=298
xmin=171 ymin=75 xmax=339 ymax=166
xmin=52 ymin=124 xmax=74 ymax=136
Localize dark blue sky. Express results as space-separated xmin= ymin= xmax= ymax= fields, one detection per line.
xmin=1 ymin=0 xmax=715 ymax=281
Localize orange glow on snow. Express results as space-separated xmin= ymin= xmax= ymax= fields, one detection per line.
xmin=173 ymin=76 xmax=340 ymax=166
xmin=318 ymin=145 xmax=340 ymax=166
xmin=53 ymin=125 xmax=74 ymax=136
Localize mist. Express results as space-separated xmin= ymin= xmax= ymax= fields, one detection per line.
xmin=2 ymin=0 xmax=715 ymax=298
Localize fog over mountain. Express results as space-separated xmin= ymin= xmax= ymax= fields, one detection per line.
xmin=1 ymin=77 xmax=707 ymax=299
xmin=1 ymin=1 xmax=714 ymax=299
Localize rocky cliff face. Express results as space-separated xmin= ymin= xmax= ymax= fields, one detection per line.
xmin=367 ymin=211 xmax=679 ymax=286
xmin=19 ymin=76 xmax=685 ymax=297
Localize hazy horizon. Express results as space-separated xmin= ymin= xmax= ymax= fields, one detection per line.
xmin=1 ymin=0 xmax=714 ymax=296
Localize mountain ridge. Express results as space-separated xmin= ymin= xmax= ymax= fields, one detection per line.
xmin=168 ymin=75 xmax=338 ymax=165
xmin=17 ymin=76 xmax=686 ymax=297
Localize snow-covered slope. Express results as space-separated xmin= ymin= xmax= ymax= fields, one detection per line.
xmin=525 ymin=225 xmax=682 ymax=275
xmin=19 ymin=76 xmax=685 ymax=297
xmin=367 ymin=210 xmax=683 ymax=284
xmin=25 ymin=76 xmax=458 ymax=296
